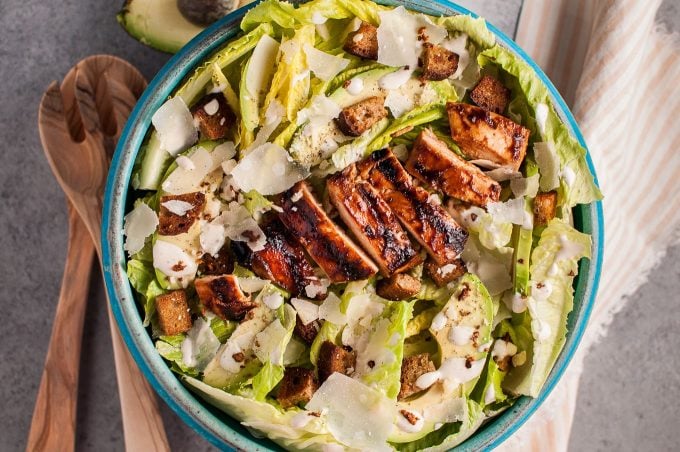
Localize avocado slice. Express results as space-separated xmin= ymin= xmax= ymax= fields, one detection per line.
xmin=117 ymin=0 xmax=206 ymax=54
xmin=389 ymin=274 xmax=494 ymax=443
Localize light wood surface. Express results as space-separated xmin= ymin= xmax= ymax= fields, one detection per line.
xmin=26 ymin=203 xmax=95 ymax=452
xmin=35 ymin=55 xmax=169 ymax=452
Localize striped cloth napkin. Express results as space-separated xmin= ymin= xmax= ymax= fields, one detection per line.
xmin=496 ymin=0 xmax=680 ymax=449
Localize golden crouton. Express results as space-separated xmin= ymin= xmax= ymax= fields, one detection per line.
xmin=421 ymin=43 xmax=459 ymax=81
xmin=336 ymin=96 xmax=388 ymax=137
xmin=533 ymin=191 xmax=557 ymax=226
xmin=425 ymin=258 xmax=467 ymax=287
xmin=317 ymin=341 xmax=356 ymax=383
xmin=155 ymin=290 xmax=192 ymax=336
xmin=343 ymin=21 xmax=379 ymax=60
xmin=470 ymin=75 xmax=510 ymax=114
xmin=190 ymin=93 xmax=236 ymax=140
xmin=158 ymin=192 xmax=206 ymax=236
xmin=398 ymin=353 xmax=436 ymax=400
xmin=277 ymin=367 xmax=318 ymax=409
xmin=376 ymin=273 xmax=422 ymax=301
xmin=194 ymin=275 xmax=256 ymax=321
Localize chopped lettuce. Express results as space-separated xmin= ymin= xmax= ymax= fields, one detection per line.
xmin=126 ymin=258 xmax=165 ymax=327
xmin=504 ymin=219 xmax=592 ymax=396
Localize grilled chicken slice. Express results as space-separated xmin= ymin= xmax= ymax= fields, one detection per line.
xmin=358 ymin=149 xmax=468 ymax=265
xmin=194 ymin=275 xmax=256 ymax=321
xmin=447 ymin=102 xmax=530 ymax=171
xmin=278 ymin=182 xmax=378 ymax=283
xmin=406 ymin=129 xmax=501 ymax=207
xmin=231 ymin=218 xmax=326 ymax=299
xmin=327 ymin=164 xmax=420 ymax=276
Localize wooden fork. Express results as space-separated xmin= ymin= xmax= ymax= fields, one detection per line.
xmin=34 ymin=55 xmax=169 ymax=451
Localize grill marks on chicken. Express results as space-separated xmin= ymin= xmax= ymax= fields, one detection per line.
xmin=357 ymin=149 xmax=468 ymax=265
xmin=278 ymin=182 xmax=379 ymax=283
xmin=327 ymin=164 xmax=420 ymax=276
xmin=406 ymin=129 xmax=501 ymax=207
xmin=232 ymin=218 xmax=325 ymax=299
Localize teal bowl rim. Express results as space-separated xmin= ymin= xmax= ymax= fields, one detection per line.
xmin=102 ymin=1 xmax=604 ymax=450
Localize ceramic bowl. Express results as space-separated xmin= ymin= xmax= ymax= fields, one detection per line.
xmin=102 ymin=1 xmax=604 ymax=449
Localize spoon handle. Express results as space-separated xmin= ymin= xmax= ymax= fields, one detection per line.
xmin=105 ymin=302 xmax=171 ymax=451
xmin=27 ymin=203 xmax=95 ymax=452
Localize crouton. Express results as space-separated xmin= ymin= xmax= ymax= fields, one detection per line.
xmin=343 ymin=21 xmax=379 ymax=60
xmin=376 ymin=273 xmax=422 ymax=300
xmin=421 ymin=43 xmax=459 ymax=81
xmin=317 ymin=341 xmax=356 ymax=383
xmin=277 ymin=367 xmax=319 ymax=409
xmin=294 ymin=315 xmax=321 ymax=345
xmin=158 ymin=192 xmax=206 ymax=236
xmin=155 ymin=290 xmax=192 ymax=336
xmin=190 ymin=93 xmax=236 ymax=140
xmin=398 ymin=353 xmax=436 ymax=400
xmin=447 ymin=102 xmax=530 ymax=171
xmin=470 ymin=75 xmax=510 ymax=114
xmin=194 ymin=275 xmax=256 ymax=321
xmin=533 ymin=191 xmax=557 ymax=226
xmin=425 ymin=258 xmax=466 ymax=287
xmin=336 ymin=96 xmax=388 ymax=137
xmin=198 ymin=244 xmax=234 ymax=276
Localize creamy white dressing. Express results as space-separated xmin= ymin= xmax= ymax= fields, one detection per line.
xmin=492 ymin=339 xmax=517 ymax=361
xmin=175 ymin=155 xmax=195 ymax=170
xmin=430 ymin=312 xmax=448 ymax=332
xmin=396 ymin=409 xmax=425 ymax=433
xmin=449 ymin=325 xmax=475 ymax=346
xmin=345 ymin=77 xmax=364 ymax=95
xmin=484 ymin=383 xmax=496 ymax=405
xmin=548 ymin=234 xmax=584 ymax=276
xmin=561 ymin=164 xmax=576 ymax=188
xmin=378 ymin=67 xmax=413 ymax=90
xmin=203 ymin=99 xmax=220 ymax=116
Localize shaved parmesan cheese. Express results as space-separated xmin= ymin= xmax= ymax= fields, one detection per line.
xmin=152 ymin=240 xmax=198 ymax=281
xmin=219 ymin=331 xmax=256 ymax=372
xmin=152 ymin=97 xmax=198 ymax=156
xmin=176 ymin=155 xmax=195 ymax=170
xmin=484 ymin=384 xmax=496 ymax=405
xmin=492 ymin=339 xmax=517 ymax=361
xmin=318 ymin=293 xmax=346 ymax=325
xmin=484 ymin=167 xmax=523 ymax=182
xmin=377 ymin=7 xmax=447 ymax=69
xmin=238 ymin=276 xmax=268 ymax=293
xmin=378 ymin=67 xmax=413 ymax=90
xmin=534 ymin=142 xmax=561 ymax=191
xmin=203 ymin=99 xmax=219 ymax=115
xmin=245 ymin=35 xmax=280 ymax=104
xmin=262 ymin=292 xmax=284 ymax=310
xmin=305 ymin=279 xmax=329 ymax=298
xmin=247 ymin=100 xmax=285 ymax=153
xmin=304 ymin=44 xmax=350 ymax=81
xmin=461 ymin=239 xmax=512 ymax=296
xmin=442 ymin=33 xmax=470 ymax=80
xmin=162 ymin=143 xmax=234 ymax=195
xmin=231 ymin=143 xmax=307 ymax=195
xmin=535 ymin=103 xmax=549 ymax=137
xmin=213 ymin=202 xmax=267 ymax=252
xmin=307 ymin=373 xmax=395 ymax=450
xmin=384 ymin=90 xmax=414 ymax=118
xmin=561 ymin=164 xmax=576 ymax=188
xmin=253 ymin=319 xmax=288 ymax=365
xmin=487 ymin=198 xmax=527 ymax=226
xmin=510 ymin=174 xmax=540 ymax=198
xmin=199 ymin=220 xmax=225 ymax=256
xmin=123 ymin=203 xmax=158 ymax=256
xmin=291 ymin=298 xmax=320 ymax=325
xmin=162 ymin=200 xmax=194 ymax=216
xmin=297 ymin=95 xmax=342 ymax=127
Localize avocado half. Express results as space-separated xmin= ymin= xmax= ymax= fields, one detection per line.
xmin=117 ymin=0 xmax=246 ymax=53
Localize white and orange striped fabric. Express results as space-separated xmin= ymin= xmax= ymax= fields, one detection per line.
xmin=497 ymin=0 xmax=680 ymax=449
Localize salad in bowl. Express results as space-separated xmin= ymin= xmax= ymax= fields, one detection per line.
xmin=118 ymin=0 xmax=602 ymax=449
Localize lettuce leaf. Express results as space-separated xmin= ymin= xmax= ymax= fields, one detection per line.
xmin=504 ymin=219 xmax=592 ymax=396
xmin=434 ymin=15 xmax=496 ymax=50
xmin=479 ymin=46 xmax=602 ymax=208
xmin=127 ymin=259 xmax=165 ymax=327
xmin=183 ymin=376 xmax=344 ymax=451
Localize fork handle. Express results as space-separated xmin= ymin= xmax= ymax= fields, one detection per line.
xmin=27 ymin=204 xmax=95 ymax=452
xmin=104 ymin=301 xmax=171 ymax=451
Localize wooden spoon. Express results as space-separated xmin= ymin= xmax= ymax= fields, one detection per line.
xmin=36 ymin=55 xmax=170 ymax=451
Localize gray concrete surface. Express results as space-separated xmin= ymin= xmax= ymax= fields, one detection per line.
xmin=0 ymin=0 xmax=676 ymax=451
